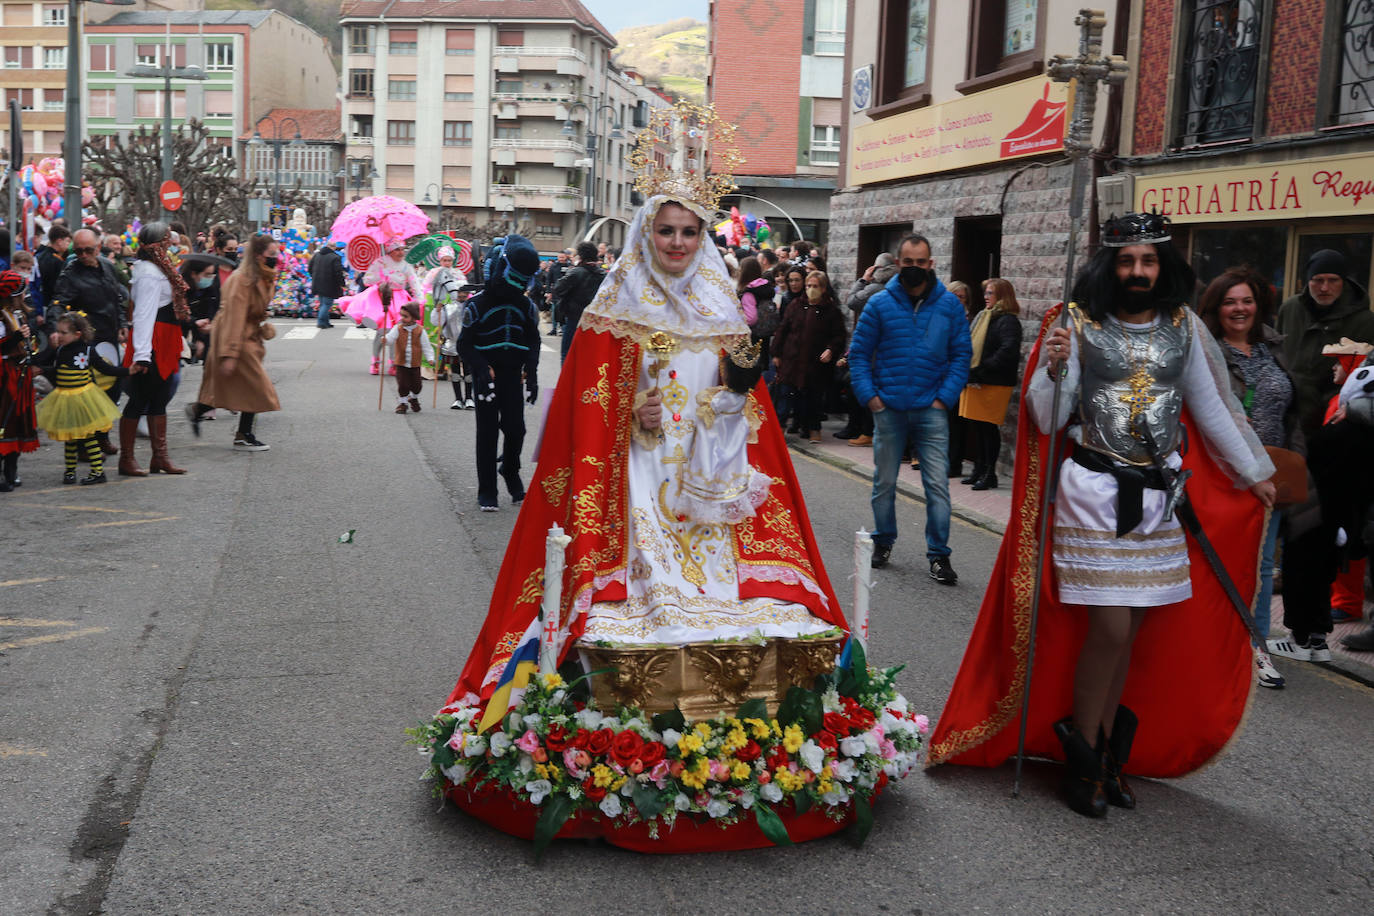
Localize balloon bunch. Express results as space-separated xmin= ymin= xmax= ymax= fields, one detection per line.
xmin=276 ymin=226 xmax=314 ymax=257
xmin=121 ymin=219 xmax=142 ymax=254
xmin=713 ymin=206 xmax=771 ymax=248
xmin=269 ymin=244 xmax=315 ymax=317
xmin=18 ymin=158 xmax=97 ymax=227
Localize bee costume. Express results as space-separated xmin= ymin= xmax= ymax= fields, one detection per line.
xmin=34 ymin=340 xmax=129 ymax=483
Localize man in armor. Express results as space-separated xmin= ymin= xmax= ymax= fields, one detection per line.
xmin=928 ymin=213 xmax=1274 ymax=819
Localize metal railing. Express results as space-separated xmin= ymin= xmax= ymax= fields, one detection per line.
xmin=493 ymin=46 xmax=587 ymax=62
xmin=492 ymin=92 xmax=578 ymax=105
xmin=490 ymin=183 xmax=580 ymax=197
xmin=490 ymin=138 xmax=582 ymax=151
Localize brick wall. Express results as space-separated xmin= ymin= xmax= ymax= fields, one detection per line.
xmin=709 ymin=0 xmax=803 ymax=175
xmin=1132 ymin=0 xmax=1175 ymax=156
xmin=1265 ymin=0 xmax=1324 ymax=136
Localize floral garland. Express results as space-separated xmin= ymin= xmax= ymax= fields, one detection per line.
xmin=408 ymin=645 xmax=926 ymax=852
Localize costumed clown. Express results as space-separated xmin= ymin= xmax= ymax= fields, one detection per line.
xmin=426 ymin=247 xmax=473 ymax=409
xmin=423 ymin=246 xmax=467 ymax=382
xmin=412 ymin=104 xmax=925 ymax=854
xmin=340 ymin=238 xmax=422 ymax=375
xmin=928 ymin=212 xmax=1275 ymax=818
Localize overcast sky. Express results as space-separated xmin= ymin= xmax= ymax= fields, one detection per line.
xmin=585 ymin=0 xmax=708 ymax=35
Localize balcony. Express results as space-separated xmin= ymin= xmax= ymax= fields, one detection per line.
xmin=493 ymin=45 xmax=588 ymax=78
xmin=490 ymin=183 xmax=581 ymax=211
xmin=491 ymin=137 xmax=583 ymax=167
xmin=347 ymin=135 xmax=373 ymax=146
xmin=492 ymin=93 xmax=578 ymax=121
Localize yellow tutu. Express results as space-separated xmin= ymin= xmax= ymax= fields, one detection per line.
xmin=36 ymin=383 xmax=122 ymax=441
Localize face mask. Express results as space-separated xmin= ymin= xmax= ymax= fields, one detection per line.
xmin=900 ymin=265 xmax=931 ymax=289
xmin=197 ymin=276 xmax=214 ymax=289
xmin=264 ymin=256 xmax=279 ymax=269
xmin=806 ymin=287 xmax=822 ymax=302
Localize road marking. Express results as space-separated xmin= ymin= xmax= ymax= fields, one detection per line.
xmin=343 ymin=327 xmax=375 ymax=340
xmin=0 ymin=743 xmax=48 ymax=758
xmin=0 ymin=625 xmax=107 ymax=651
xmin=282 ymin=327 xmax=320 ymax=340
xmin=541 ymin=343 xmax=557 ymax=353
xmin=0 ymin=577 xmax=64 ymax=588
xmin=8 ymin=502 xmax=157 ymax=515
xmin=0 ymin=617 xmax=77 ymax=627
xmin=78 ymin=516 xmax=180 ymax=529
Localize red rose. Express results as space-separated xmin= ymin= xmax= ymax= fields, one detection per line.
xmin=823 ymin=712 xmax=852 ymax=736
xmin=544 ymin=724 xmax=570 ymax=752
xmin=610 ymin=730 xmax=645 ymax=767
xmin=638 ymin=741 xmax=667 ymax=769
xmin=814 ymin=730 xmax=838 ymax=752
xmin=582 ymin=777 xmax=607 ymax=802
xmin=849 ymin=707 xmax=876 ymax=731
xmin=586 ymin=728 xmax=615 ymax=756
xmin=735 ymin=739 xmax=762 ymax=763
xmin=766 ymin=747 xmax=790 ymax=771
xmin=569 ymin=728 xmax=592 ymax=749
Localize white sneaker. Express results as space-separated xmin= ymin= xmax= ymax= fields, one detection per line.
xmin=1254 ymin=649 xmax=1285 ymax=689
xmin=450 ymin=400 xmax=463 ymax=410
xmin=465 ymin=397 xmax=475 ymax=409
xmin=1306 ymin=637 xmax=1332 ymax=663
xmin=1267 ymin=637 xmax=1311 ymax=662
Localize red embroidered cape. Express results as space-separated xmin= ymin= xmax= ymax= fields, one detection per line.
xmin=447 ymin=326 xmax=847 ymax=710
xmin=927 ymin=306 xmax=1262 ymax=778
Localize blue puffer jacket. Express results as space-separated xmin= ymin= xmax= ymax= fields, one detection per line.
xmin=848 ymin=275 xmax=972 ymax=411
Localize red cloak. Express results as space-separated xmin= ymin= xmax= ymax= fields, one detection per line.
xmin=927 ymin=306 xmax=1262 ymax=778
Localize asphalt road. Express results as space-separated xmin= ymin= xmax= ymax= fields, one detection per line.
xmin=3 ymin=321 xmax=1371 ymax=915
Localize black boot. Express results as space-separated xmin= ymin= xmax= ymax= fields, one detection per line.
xmin=1 ymin=453 xmax=18 ymax=489
xmin=1100 ymin=706 xmax=1138 ymax=809
xmin=972 ymin=470 xmax=999 ymax=490
xmin=961 ymin=464 xmax=984 ymax=485
xmin=1053 ymin=717 xmax=1108 ymax=818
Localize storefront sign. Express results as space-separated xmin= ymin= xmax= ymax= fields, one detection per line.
xmin=849 ymin=77 xmax=1068 ymax=185
xmin=1134 ymin=152 xmax=1374 ymax=224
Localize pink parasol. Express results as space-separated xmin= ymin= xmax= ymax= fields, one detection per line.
xmin=329 ymin=195 xmax=430 ymax=250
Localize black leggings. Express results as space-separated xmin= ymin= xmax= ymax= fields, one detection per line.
xmin=122 ymin=369 xmax=174 ymax=418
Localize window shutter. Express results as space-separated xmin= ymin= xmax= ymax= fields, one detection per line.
xmin=446 ymin=29 xmax=474 ymax=50
xmin=497 ymin=29 xmax=524 ymax=46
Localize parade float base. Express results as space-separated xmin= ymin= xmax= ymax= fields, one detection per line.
xmin=443 ymin=776 xmax=886 ymax=854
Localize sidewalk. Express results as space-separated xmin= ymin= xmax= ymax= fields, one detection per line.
xmin=788 ymin=418 xmax=1374 ymax=685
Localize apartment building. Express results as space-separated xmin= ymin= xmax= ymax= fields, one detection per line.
xmin=1 ymin=0 xmax=81 ymax=160
xmin=241 ymin=107 xmax=344 ymax=218
xmin=708 ymin=0 xmax=845 ymax=245
xmin=339 ymin=0 xmax=668 ymax=252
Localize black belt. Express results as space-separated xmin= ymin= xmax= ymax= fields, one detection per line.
xmin=1071 ymin=447 xmax=1169 ymax=537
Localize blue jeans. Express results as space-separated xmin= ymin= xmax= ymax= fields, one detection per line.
xmin=1253 ymin=511 xmax=1281 ymax=646
xmin=871 ymin=405 xmax=951 ymax=559
xmin=316 ymin=297 xmax=335 ymax=327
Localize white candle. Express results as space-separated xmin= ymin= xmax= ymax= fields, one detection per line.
xmin=538 ymin=523 xmax=573 ymax=674
xmin=853 ymin=530 xmax=874 ymax=647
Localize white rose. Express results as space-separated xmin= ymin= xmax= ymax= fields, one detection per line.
xmin=575 ymin=708 xmax=605 ymax=729
xmin=760 ymin=782 xmax=783 ymax=803
xmin=862 ymin=732 xmax=880 ymax=755
xmin=462 ymin=734 xmax=487 ymax=757
xmin=880 ymin=711 xmax=901 ymax=733
xmin=488 ymin=732 xmax=512 ymax=758
xmin=833 ymin=759 xmax=857 ymax=783
xmin=839 ymin=736 xmax=867 ymax=758
xmin=518 ymin=755 xmax=534 ymax=775
xmin=799 ymin=740 xmax=825 ymax=773
xmin=821 ymin=788 xmax=849 ymax=806
xmin=551 ymin=689 xmax=567 ymax=704
xmin=662 ymin=728 xmax=682 ymax=749
xmin=822 ymin=687 xmax=842 ymax=712
xmin=524 ymin=779 xmax=553 ymax=804
xmin=522 ymin=713 xmax=544 ymax=729
xmin=674 ymin=793 xmax=692 ymax=811
xmin=599 ymin=794 xmax=623 ymax=818
xmin=738 ymin=791 xmax=756 ymax=810
xmin=888 ymin=696 xmax=908 ymax=715
xmin=706 ymin=797 xmax=732 ymax=819
xmin=440 ymin=763 xmax=469 ymax=784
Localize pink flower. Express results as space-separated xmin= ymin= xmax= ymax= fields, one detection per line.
xmin=913 ymin=714 xmax=930 ymax=735
xmin=447 ymin=733 xmax=464 ymax=752
xmin=709 ymin=760 xmax=731 ymax=782
xmin=878 ymin=738 xmax=897 ymax=760
xmin=563 ymin=748 xmax=588 ymax=780
xmin=828 ymin=760 xmax=841 ymax=777
xmin=650 ymin=759 xmax=671 ymax=787
xmin=515 ymin=729 xmax=540 ymax=754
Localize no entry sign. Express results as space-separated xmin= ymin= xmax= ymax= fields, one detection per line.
xmin=160 ymin=180 xmax=183 ymax=211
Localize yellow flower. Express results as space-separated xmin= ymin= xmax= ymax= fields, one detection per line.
xmin=774 ymin=768 xmax=803 ymax=792
xmin=540 ymin=672 xmax=564 ymax=690
xmin=724 ymin=717 xmax=742 ymax=731
xmin=746 ymin=718 xmax=771 ymax=740
xmin=723 ymin=728 xmax=747 ymax=753
xmin=611 ymin=776 xmax=628 ymax=791
xmin=534 ymin=764 xmax=550 ymax=780
xmin=682 ymin=768 xmax=706 ymax=789
xmin=731 ymin=761 xmax=751 ymax=781
xmin=592 ymin=764 xmax=615 ymax=788
xmin=770 ymin=719 xmax=782 ymax=737
xmin=678 ymin=733 xmax=705 ymax=756
xmin=817 ymin=776 xmax=833 ymax=795
xmin=694 ymin=722 xmax=713 ymax=741
xmin=783 ymin=724 xmax=804 ymax=754
xmin=547 ymin=765 xmax=563 ymax=783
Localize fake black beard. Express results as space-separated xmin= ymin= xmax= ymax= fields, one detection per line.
xmin=1116 ymin=281 xmax=1159 ymax=316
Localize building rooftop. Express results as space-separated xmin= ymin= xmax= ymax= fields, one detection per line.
xmin=338 ymin=0 xmax=614 ymax=45
xmin=95 ymin=11 xmax=275 ymax=28
xmin=238 ymin=108 xmax=343 ymax=143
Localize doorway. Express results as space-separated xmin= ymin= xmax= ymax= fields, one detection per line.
xmin=856 ymin=223 xmax=910 ymax=282
xmin=952 ymin=216 xmax=1003 ymax=302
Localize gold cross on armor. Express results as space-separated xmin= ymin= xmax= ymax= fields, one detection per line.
xmin=1121 ymin=365 xmax=1156 ymax=435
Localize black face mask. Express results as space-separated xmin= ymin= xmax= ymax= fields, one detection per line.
xmin=264 ymin=256 xmax=279 ymax=269
xmin=900 ymin=265 xmax=931 ymax=290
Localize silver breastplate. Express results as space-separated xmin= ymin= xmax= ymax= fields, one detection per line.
xmin=1077 ymin=312 xmax=1190 ymax=465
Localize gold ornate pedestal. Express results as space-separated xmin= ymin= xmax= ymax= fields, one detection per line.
xmin=577 ymin=635 xmax=846 ymax=720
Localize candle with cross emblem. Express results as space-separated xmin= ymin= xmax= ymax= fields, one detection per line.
xmin=537 ymin=523 xmax=573 ymax=674
xmin=852 ymin=531 xmax=875 ymax=648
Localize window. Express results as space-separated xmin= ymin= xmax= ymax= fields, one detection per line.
xmin=349 ymin=69 xmax=374 ymax=99
xmin=876 ymin=0 xmax=931 ymax=109
xmin=171 ymin=90 xmax=186 ymax=119
xmin=960 ymin=0 xmax=1045 ymax=93
xmin=42 ymin=47 xmax=66 ymax=70
xmin=136 ymin=90 xmax=159 ymax=119
xmin=497 ymin=29 xmax=525 ymax=47
xmin=2 ymin=5 xmax=32 ymax=25
xmin=349 ymin=115 xmax=373 ymax=137
xmin=5 ymin=89 xmax=34 ymax=111
xmin=536 ymin=223 xmax=562 ymax=239
xmin=903 ymin=0 xmax=930 ymax=88
xmin=494 ymin=125 xmax=522 ymax=139
xmin=444 ymin=74 xmax=473 ymax=101
xmin=205 ymin=42 xmax=234 ymax=71
xmin=349 ymin=25 xmax=374 ymax=55
xmin=1003 ymin=0 xmax=1038 ymax=56
xmin=810 ymin=125 xmax=840 ymax=164
xmin=1331 ymin=0 xmax=1374 ymax=126
xmin=814 ymin=0 xmax=847 ymax=56
xmin=446 ymin=29 xmax=475 ymax=55
xmin=42 ymin=4 xmax=66 ymax=27
xmin=204 ymin=90 xmax=233 ymax=117
xmin=136 ymin=44 xmax=160 ymax=66
xmin=387 ymin=164 xmax=414 ymax=191
xmin=496 ymin=80 xmax=522 ymax=94
xmin=88 ymin=89 xmax=115 ymax=118
xmin=444 ymin=121 xmax=473 ymax=146
xmin=42 ymin=88 xmax=64 ymax=112
xmin=387 ymin=120 xmax=416 ymax=145
xmin=389 ymin=28 xmax=417 ymax=55
xmin=388 ymin=79 xmax=416 ymax=101
xmin=4 ymin=46 xmax=34 ymax=69
xmin=1175 ymin=0 xmax=1262 ymax=146
xmin=442 ymin=165 xmax=470 ymax=188
xmin=88 ymin=44 xmax=114 ymax=71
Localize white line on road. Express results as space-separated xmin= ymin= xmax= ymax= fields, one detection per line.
xmin=282 ymin=327 xmax=320 ymax=340
xmin=0 ymin=626 xmax=107 ymax=651
xmin=343 ymin=327 xmax=375 ymax=340
xmin=0 ymin=577 xmax=65 ymax=588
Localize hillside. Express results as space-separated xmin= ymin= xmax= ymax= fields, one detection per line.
xmin=612 ymin=18 xmax=707 ymax=101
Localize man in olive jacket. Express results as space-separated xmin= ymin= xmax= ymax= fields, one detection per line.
xmin=1275 ymin=249 xmax=1374 ymax=441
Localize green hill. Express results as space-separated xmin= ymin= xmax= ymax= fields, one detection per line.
xmin=612 ymin=18 xmax=707 ymax=101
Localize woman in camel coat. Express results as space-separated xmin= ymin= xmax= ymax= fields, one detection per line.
xmin=187 ymin=235 xmax=281 ymax=450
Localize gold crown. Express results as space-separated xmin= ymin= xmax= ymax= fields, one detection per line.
xmin=630 ymin=100 xmax=742 ymax=213
xmin=727 ymin=336 xmax=762 ymax=368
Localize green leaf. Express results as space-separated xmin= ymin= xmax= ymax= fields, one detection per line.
xmin=632 ymin=784 xmax=667 ymax=820
xmin=775 ymin=687 xmax=822 ymax=735
xmin=431 ymin=745 xmax=456 ymax=770
xmin=532 ymin=793 xmax=577 ymax=863
xmin=796 ymin=691 xmax=823 ymax=736
xmin=792 ymin=791 xmax=813 ymax=815
xmin=652 ymin=706 xmax=686 ymax=734
xmin=849 ymin=792 xmax=874 ymax=847
xmin=737 ymin=697 xmax=768 ymax=721
xmin=566 ymin=666 xmax=615 ymax=690
xmin=752 ymin=803 xmax=793 ymax=846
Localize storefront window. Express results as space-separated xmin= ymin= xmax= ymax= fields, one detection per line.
xmin=1295 ymin=231 xmax=1373 ymax=296
xmin=1189 ymin=224 xmax=1288 ymax=294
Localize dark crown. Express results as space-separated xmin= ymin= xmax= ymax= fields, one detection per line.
xmin=1101 ymin=211 xmax=1172 ymax=248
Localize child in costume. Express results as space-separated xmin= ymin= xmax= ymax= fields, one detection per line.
xmin=345 ymin=238 xmax=422 ymax=376
xmin=427 ymin=248 xmax=473 ymax=409
xmin=33 ymin=312 xmax=135 ymax=485
xmin=0 ymin=269 xmax=39 ymax=492
xmin=385 ymin=302 xmax=433 ymax=414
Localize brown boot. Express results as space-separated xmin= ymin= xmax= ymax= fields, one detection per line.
xmin=117 ymin=417 xmax=148 ymax=477
xmin=147 ymin=415 xmax=186 ymax=474
xmin=96 ymin=430 xmax=119 ymax=456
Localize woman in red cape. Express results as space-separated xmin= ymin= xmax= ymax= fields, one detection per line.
xmin=928 ymin=304 xmax=1266 ymax=785
xmin=445 ymin=192 xmax=846 ymax=717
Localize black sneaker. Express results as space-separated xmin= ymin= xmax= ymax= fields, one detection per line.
xmin=871 ymin=544 xmax=893 ymax=569
xmin=79 ymin=471 xmax=108 ymax=486
xmin=184 ymin=403 xmax=202 ymax=438
xmin=233 ymin=434 xmax=270 ymax=452
xmin=930 ymin=557 xmax=958 ymax=585
xmin=63 ymin=470 xmax=77 ymax=485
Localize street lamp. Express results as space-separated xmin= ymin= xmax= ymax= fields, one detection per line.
xmin=419 ymin=182 xmax=461 ymax=226
xmin=562 ymin=98 xmax=623 ymax=238
xmin=335 ymin=158 xmax=379 ymax=203
xmin=63 ymin=0 xmax=136 ymax=227
xmin=247 ymin=114 xmax=303 ymax=208
xmin=125 ymin=54 xmax=207 ymax=220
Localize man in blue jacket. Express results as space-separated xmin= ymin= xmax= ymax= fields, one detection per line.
xmin=848 ymin=233 xmax=972 ymax=581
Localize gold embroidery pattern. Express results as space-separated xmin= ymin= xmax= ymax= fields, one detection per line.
xmin=581 ymin=363 xmax=611 ymax=424
xmin=744 ymin=392 xmax=763 ymax=444
xmin=735 ymin=495 xmax=812 ymax=569
xmin=584 ymin=591 xmax=818 ymax=640
xmin=541 ymin=467 xmax=573 ymax=508
xmin=577 ymin=314 xmax=747 ymax=354
xmin=632 ymin=507 xmax=672 ymax=568
xmin=573 ymin=478 xmax=607 ymax=536
xmin=656 ymin=480 xmax=708 ymax=588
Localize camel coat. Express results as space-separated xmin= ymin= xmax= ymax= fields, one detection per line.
xmin=198 ymin=269 xmax=281 ymax=413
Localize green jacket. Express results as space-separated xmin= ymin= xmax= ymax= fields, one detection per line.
xmin=1274 ymin=281 xmax=1374 ymax=440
